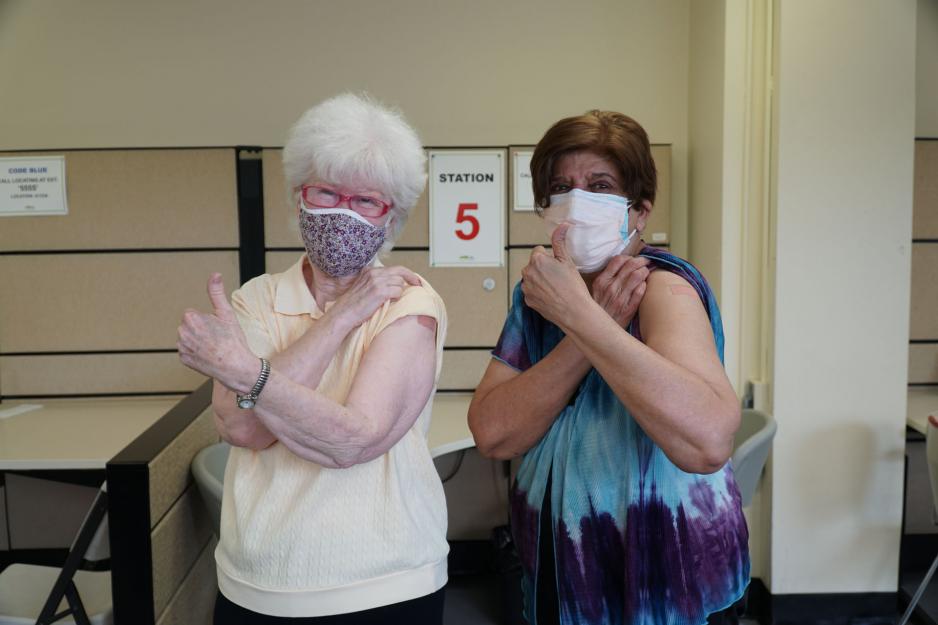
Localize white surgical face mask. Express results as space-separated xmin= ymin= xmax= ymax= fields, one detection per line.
xmin=542 ymin=188 xmax=638 ymax=273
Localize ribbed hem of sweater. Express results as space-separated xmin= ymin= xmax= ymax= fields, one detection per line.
xmin=216 ymin=558 xmax=448 ymax=617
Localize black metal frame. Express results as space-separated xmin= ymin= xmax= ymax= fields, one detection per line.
xmin=35 ymin=486 xmax=108 ymax=625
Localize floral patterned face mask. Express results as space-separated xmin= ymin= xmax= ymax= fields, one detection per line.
xmin=299 ymin=206 xmax=389 ymax=277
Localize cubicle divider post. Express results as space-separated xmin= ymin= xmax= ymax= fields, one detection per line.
xmin=236 ymin=147 xmax=266 ymax=285
xmin=106 ymin=381 xmax=216 ymax=625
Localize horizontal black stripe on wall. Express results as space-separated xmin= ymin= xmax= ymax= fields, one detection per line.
xmin=0 ymin=247 xmax=238 ymax=256
xmin=0 ymin=391 xmax=188 ymax=401
xmin=0 ymin=348 xmax=178 ymax=356
xmin=913 ymin=239 xmax=938 ymax=244
xmin=445 ymin=346 xmax=495 ymax=351
xmin=910 ymin=340 xmax=938 ymax=344
xmin=0 ymin=146 xmax=239 ymax=153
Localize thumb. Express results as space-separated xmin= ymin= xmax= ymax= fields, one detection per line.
xmin=206 ymin=273 xmax=236 ymax=321
xmin=551 ymin=223 xmax=572 ymax=264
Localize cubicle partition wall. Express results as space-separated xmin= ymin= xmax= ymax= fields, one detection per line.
xmin=0 ymin=148 xmax=242 ymax=398
xmin=910 ymin=140 xmax=938 ymax=387
xmin=0 ymin=148 xmax=243 ymax=577
xmin=107 ymin=381 xmax=217 ymax=625
xmin=904 ymin=139 xmax=938 ymax=560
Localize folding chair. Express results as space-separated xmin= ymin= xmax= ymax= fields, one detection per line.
xmin=731 ymin=408 xmax=778 ymax=507
xmin=0 ymin=483 xmax=111 ymax=625
xmin=897 ymin=415 xmax=938 ymax=625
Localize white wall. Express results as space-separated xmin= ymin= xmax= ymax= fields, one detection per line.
xmin=768 ymin=0 xmax=916 ymax=593
xmin=688 ymin=0 xmax=726 ymax=302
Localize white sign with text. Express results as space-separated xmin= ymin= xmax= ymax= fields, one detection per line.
xmin=429 ymin=150 xmax=505 ymax=267
xmin=512 ymin=150 xmax=535 ymax=212
xmin=0 ymin=156 xmax=68 ymax=216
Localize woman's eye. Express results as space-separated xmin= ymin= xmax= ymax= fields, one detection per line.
xmin=590 ymin=182 xmax=611 ymax=191
xmin=550 ymin=184 xmax=569 ymax=193
xmin=356 ymin=196 xmax=381 ymax=208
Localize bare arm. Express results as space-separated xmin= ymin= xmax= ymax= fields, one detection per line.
xmin=509 ymin=225 xmax=739 ymax=473
xmin=469 ymin=233 xmax=651 ymax=460
xmin=179 ymin=267 xmax=426 ymax=456
xmin=250 ymin=314 xmax=437 ymax=467
xmin=468 ymin=337 xmax=590 ymax=460
xmin=559 ymin=270 xmax=740 ymax=473
xmin=211 ymin=308 xmax=359 ymax=450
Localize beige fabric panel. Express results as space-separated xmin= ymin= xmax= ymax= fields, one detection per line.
xmin=914 ymin=141 xmax=938 ymax=239
xmin=151 ymin=484 xmax=214 ymax=619
xmin=266 ymin=250 xmax=302 ymax=275
xmin=0 ymin=251 xmax=239 ymax=352
xmin=646 ymin=145 xmax=672 ymax=245
xmin=262 ymin=148 xmax=431 ymax=248
xmin=156 ymin=538 xmax=217 ymax=625
xmin=148 ymin=408 xmax=218 ymax=527
xmin=507 ymin=144 xmax=671 ymax=246
xmin=262 ymin=150 xmax=297 ymax=247
xmin=388 ymin=250 xmax=506 ymax=347
xmin=911 ymin=244 xmax=938 ymax=340
xmin=508 ymin=247 xmax=535 ymax=295
xmin=266 ymin=251 xmax=508 ymax=347
xmin=0 ymin=149 xmax=238 ymax=251
xmin=0 ymin=353 xmax=205 ymax=396
xmin=439 ymin=349 xmax=491 ymax=390
xmin=909 ymin=344 xmax=938 ymax=384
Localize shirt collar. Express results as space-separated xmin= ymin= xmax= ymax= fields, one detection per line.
xmin=274 ymin=255 xmax=323 ymax=317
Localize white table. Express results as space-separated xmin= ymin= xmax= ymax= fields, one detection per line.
xmin=427 ymin=393 xmax=476 ymax=458
xmin=0 ymin=397 xmax=178 ymax=470
xmin=908 ymin=387 xmax=938 ymax=435
xmin=0 ymin=393 xmax=473 ymax=469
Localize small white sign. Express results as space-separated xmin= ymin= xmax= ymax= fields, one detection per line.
xmin=512 ymin=150 xmax=535 ymax=212
xmin=0 ymin=156 xmax=68 ymax=216
xmin=429 ymin=150 xmax=505 ymax=267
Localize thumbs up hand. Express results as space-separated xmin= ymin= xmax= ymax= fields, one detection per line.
xmin=177 ymin=273 xmax=256 ymax=394
xmin=519 ymin=224 xmax=592 ymax=330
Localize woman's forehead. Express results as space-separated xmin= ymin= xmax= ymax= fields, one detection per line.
xmin=552 ymin=151 xmax=619 ymax=178
xmin=306 ymin=176 xmax=390 ymax=197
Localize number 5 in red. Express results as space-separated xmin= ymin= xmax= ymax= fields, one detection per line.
xmin=455 ymin=203 xmax=480 ymax=240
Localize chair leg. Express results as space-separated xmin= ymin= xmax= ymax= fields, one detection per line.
xmin=898 ymin=552 xmax=938 ymax=625
xmin=63 ymin=581 xmax=92 ymax=625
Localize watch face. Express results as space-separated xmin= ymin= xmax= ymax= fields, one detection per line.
xmin=238 ymin=397 xmax=255 ymax=409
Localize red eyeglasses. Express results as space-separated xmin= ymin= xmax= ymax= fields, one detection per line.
xmin=300 ymin=185 xmax=392 ymax=218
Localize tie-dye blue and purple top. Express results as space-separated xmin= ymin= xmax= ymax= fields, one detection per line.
xmin=492 ymin=246 xmax=750 ymax=625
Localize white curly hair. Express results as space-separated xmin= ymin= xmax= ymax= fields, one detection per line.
xmin=282 ymin=93 xmax=426 ymax=250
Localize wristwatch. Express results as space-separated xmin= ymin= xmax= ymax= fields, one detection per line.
xmin=236 ymin=358 xmax=270 ymax=409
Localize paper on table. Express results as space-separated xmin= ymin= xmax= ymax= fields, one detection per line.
xmin=0 ymin=404 xmax=43 ymax=420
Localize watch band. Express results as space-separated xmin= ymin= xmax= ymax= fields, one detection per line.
xmin=236 ymin=358 xmax=270 ymax=409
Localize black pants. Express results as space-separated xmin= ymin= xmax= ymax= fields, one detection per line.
xmin=213 ymin=588 xmax=445 ymax=625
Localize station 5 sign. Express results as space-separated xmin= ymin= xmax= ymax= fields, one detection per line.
xmin=429 ymin=150 xmax=505 ymax=267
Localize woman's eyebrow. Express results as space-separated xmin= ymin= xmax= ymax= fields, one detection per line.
xmin=587 ymin=172 xmax=617 ymax=180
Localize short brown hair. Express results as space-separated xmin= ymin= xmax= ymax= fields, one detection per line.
xmin=530 ymin=110 xmax=657 ymax=210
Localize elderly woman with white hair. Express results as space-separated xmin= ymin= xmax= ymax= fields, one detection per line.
xmin=177 ymin=94 xmax=449 ymax=624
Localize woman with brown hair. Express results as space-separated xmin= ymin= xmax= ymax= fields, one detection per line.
xmin=469 ymin=110 xmax=750 ymax=625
